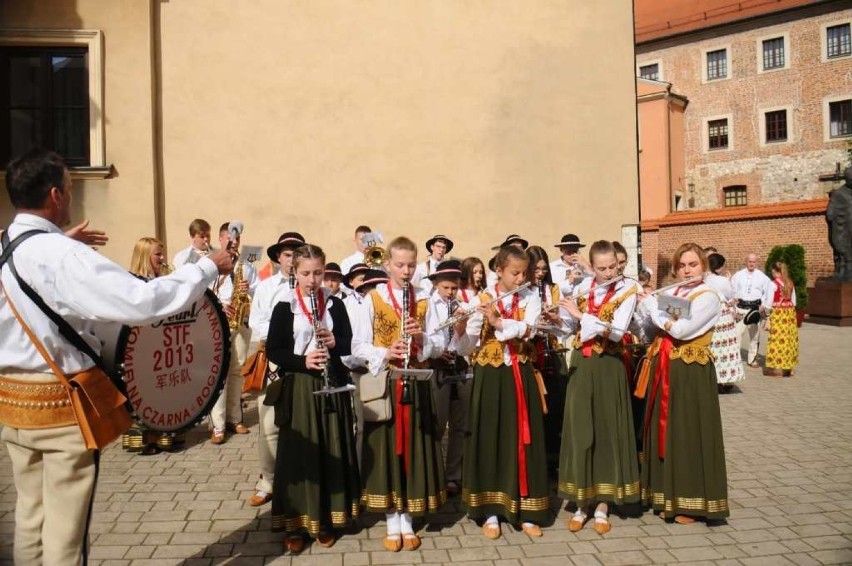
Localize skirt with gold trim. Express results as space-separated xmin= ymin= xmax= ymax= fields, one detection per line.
xmin=462 ymin=362 xmax=550 ymax=525
xmin=361 ymin=379 xmax=446 ymax=516
xmin=558 ymin=350 xmax=640 ymax=507
xmin=641 ymin=359 xmax=729 ymax=519
xmin=765 ymin=306 xmax=798 ymax=371
xmin=271 ymin=372 xmax=361 ymax=535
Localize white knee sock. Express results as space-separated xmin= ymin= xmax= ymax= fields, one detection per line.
xmin=400 ymin=512 xmax=414 ymax=535
xmin=485 ymin=515 xmax=499 ymax=526
xmin=386 ymin=512 xmax=401 ymax=537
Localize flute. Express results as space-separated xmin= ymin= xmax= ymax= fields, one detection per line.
xmin=648 ymin=276 xmax=703 ymax=296
xmin=433 ymin=282 xmax=531 ymax=333
xmin=565 ymin=275 xmax=624 ymax=301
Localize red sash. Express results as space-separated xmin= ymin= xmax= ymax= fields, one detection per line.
xmin=495 ymin=285 xmax=531 ymax=497
xmin=388 ymin=284 xmax=419 ymax=472
xmin=644 ymin=335 xmax=674 ymax=459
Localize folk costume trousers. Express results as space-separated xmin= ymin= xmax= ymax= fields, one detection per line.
xmin=3 ymin=423 xmax=96 ymax=566
xmin=735 ymin=309 xmax=760 ymax=365
xmin=210 ymin=324 xmax=251 ymax=431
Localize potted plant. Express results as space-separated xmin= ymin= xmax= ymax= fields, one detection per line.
xmin=765 ymin=245 xmax=808 ymax=327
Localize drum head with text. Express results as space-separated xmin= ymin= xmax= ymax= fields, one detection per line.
xmin=113 ymin=290 xmax=231 ymax=433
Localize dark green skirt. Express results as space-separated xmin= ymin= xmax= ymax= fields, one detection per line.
xmin=462 ymin=362 xmax=550 ymax=525
xmin=558 ymin=350 xmax=640 ymax=507
xmin=641 ymin=358 xmax=729 ymax=519
xmin=271 ymin=373 xmax=361 ymax=535
xmin=361 ymin=378 xmax=446 ymax=516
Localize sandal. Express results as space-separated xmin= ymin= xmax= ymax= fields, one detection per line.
xmin=284 ymin=535 xmax=305 ymax=554
xmin=316 ymin=531 xmax=335 ymax=548
xmin=674 ymin=515 xmax=696 ymax=524
xmin=382 ymin=535 xmax=402 ymax=552
xmin=567 ymin=510 xmax=588 ymax=532
xmin=521 ymin=523 xmax=543 ymax=537
xmin=482 ymin=522 xmax=501 ymax=539
xmin=402 ymin=533 xmax=421 ymax=550
xmin=592 ymin=510 xmax=611 ymax=535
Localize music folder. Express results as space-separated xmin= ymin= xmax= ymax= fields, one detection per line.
xmin=389 ymin=368 xmax=433 ymax=381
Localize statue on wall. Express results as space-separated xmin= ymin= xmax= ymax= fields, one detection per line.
xmin=827 ymin=166 xmax=852 ymax=282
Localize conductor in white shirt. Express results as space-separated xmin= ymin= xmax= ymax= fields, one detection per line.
xmin=0 ymin=149 xmax=234 ymax=566
xmin=730 ymin=253 xmax=771 ymax=367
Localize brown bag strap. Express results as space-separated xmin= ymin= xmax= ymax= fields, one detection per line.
xmin=1 ymin=282 xmax=74 ymax=391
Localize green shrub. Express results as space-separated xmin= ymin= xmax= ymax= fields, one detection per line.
xmin=765 ymin=244 xmax=808 ymax=310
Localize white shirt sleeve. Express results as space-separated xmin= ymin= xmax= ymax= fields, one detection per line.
xmin=494 ymin=291 xmax=540 ymax=342
xmin=53 ymin=247 xmax=219 ymax=325
xmin=349 ymin=295 xmax=389 ymax=376
xmin=649 ymin=289 xmax=720 ymax=340
xmin=578 ymin=286 xmax=637 ymax=344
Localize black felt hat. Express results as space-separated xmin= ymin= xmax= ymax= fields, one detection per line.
xmin=490 ymin=234 xmax=529 ymax=251
xmin=266 ymin=232 xmax=305 ymax=262
xmin=324 ymin=262 xmax=343 ymax=278
xmin=427 ymin=259 xmax=463 ymax=281
xmin=355 ymin=269 xmax=389 ymax=294
xmin=343 ymin=262 xmax=370 ymax=289
xmin=426 ymin=234 xmax=454 ymax=254
xmin=553 ymin=233 xmax=586 ymax=249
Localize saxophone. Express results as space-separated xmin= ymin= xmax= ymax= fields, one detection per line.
xmin=228 ymin=256 xmax=251 ymax=333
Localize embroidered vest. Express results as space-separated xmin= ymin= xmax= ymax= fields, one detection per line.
xmin=368 ymin=289 xmax=430 ymax=369
xmin=472 ymin=292 xmax=536 ymax=367
xmin=573 ymin=285 xmax=638 ymax=354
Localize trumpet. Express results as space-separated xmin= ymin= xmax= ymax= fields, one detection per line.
xmin=361 ymin=231 xmax=387 ymax=267
xmin=432 ymin=282 xmax=531 ymax=333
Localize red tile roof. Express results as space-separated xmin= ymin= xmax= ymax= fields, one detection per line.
xmin=636 ymin=0 xmax=824 ymax=44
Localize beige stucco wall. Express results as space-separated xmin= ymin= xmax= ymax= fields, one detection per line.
xmin=0 ymin=0 xmax=158 ymax=268
xmin=3 ymin=0 xmax=639 ymax=267
xmin=158 ymin=0 xmax=639 ymax=265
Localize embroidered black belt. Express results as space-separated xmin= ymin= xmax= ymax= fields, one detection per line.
xmin=737 ymin=299 xmax=761 ymax=309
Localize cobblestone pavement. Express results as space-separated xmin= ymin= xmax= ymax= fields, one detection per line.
xmin=2 ymin=323 xmax=852 ymax=565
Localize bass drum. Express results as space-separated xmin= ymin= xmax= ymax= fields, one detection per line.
xmin=102 ymin=289 xmax=231 ymax=433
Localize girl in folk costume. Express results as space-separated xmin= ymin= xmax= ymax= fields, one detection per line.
xmin=266 ymin=245 xmax=360 ymax=554
xmin=638 ymin=243 xmax=728 ymax=524
xmin=454 ymin=246 xmax=548 ymax=539
xmin=459 ymin=256 xmax=486 ymax=305
xmin=705 ymin=253 xmax=744 ymax=391
xmin=557 ymin=241 xmax=640 ymax=535
xmin=763 ymin=261 xmax=798 ymax=377
xmin=350 ymin=237 xmax=446 ymax=552
xmin=526 ymin=245 xmax=571 ymax=474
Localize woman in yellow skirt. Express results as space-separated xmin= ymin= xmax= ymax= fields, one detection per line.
xmin=763 ymin=261 xmax=798 ymax=377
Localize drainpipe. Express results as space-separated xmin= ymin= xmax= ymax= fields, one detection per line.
xmin=149 ymin=0 xmax=166 ymax=246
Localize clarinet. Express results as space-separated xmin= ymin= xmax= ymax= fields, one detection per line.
xmin=447 ymin=296 xmax=460 ymax=401
xmin=289 ymin=265 xmax=296 ymax=289
xmin=309 ymin=288 xmax=336 ymax=413
xmin=399 ymin=278 xmax=414 ymax=405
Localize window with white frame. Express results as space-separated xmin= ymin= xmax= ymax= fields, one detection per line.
xmin=639 ymin=63 xmax=659 ymax=81
xmin=708 ymin=118 xmax=729 ymax=150
xmin=827 ymin=23 xmax=851 ymax=59
xmin=829 ymin=99 xmax=852 ymax=138
xmin=706 ymin=49 xmax=728 ymax=80
xmin=762 ymin=37 xmax=785 ymax=70
xmin=0 ymin=29 xmax=105 ymax=173
xmin=764 ymin=110 xmax=788 ymax=143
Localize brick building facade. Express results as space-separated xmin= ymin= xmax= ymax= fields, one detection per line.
xmin=635 ymin=0 xmax=850 ymax=288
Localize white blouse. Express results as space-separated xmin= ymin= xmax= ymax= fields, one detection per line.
xmin=570 ymin=277 xmax=638 ymax=344
xmin=644 ymin=282 xmax=722 ymax=340
xmin=286 ymin=287 xmax=335 ymax=356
